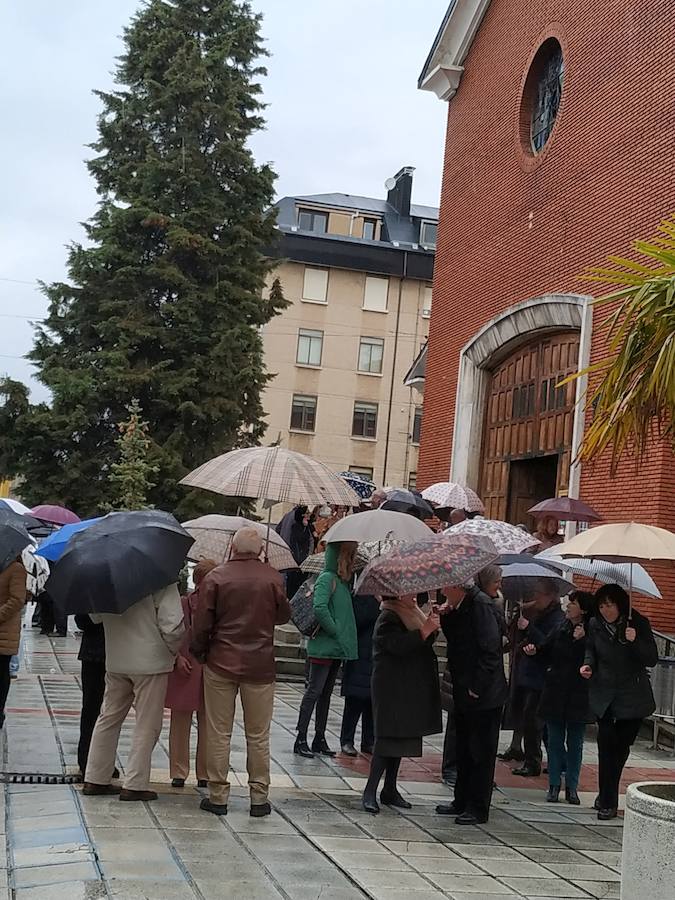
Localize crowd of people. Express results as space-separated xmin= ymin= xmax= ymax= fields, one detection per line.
xmin=0 ymin=499 xmax=661 ymax=827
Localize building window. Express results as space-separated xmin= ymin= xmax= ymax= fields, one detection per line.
xmin=358 ymin=337 xmax=384 ymax=374
xmin=408 ymin=471 xmax=417 ymax=491
xmin=422 ymin=285 xmax=432 ymax=317
xmin=363 ymin=275 xmax=389 ymax=312
xmin=296 ymin=329 xmax=323 ymax=367
xmin=297 ymin=208 xmax=327 ymax=233
xmin=290 ymin=394 xmax=317 ymax=432
xmin=362 ymin=218 xmax=377 ymax=240
xmin=420 ymin=222 xmax=438 ymax=248
xmin=529 ymin=39 xmax=564 ymax=154
xmin=412 ymin=407 xmax=423 ymax=444
xmin=349 ymin=466 xmax=374 ymax=481
xmin=512 ymin=383 xmax=536 ymax=419
xmin=352 ymin=402 xmax=378 ymax=438
xmin=302 ymin=267 xmax=328 ymax=303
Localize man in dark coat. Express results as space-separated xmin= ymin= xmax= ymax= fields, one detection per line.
xmin=75 ymin=614 xmax=117 ymax=780
xmin=511 ymin=584 xmax=564 ymax=776
xmin=436 ymin=583 xmax=508 ymax=825
xmin=340 ymin=594 xmax=379 ymax=756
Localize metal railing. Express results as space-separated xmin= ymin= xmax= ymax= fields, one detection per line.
xmin=654 ymin=629 xmax=675 ymax=659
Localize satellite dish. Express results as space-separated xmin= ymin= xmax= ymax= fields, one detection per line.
xmin=384 ymin=177 xmax=397 ymax=191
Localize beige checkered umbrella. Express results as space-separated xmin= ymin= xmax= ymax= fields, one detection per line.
xmin=182 ymin=515 xmax=296 ymax=570
xmin=180 ymin=446 xmax=360 ymax=507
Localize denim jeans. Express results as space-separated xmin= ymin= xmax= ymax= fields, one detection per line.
xmin=546 ymin=720 xmax=585 ymax=790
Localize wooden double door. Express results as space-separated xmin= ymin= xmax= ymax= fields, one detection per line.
xmin=480 ymin=331 xmax=580 ymax=525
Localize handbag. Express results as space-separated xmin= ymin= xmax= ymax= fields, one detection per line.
xmin=290 ymin=574 xmax=336 ymax=637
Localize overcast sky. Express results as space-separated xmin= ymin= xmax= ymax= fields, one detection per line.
xmin=0 ymin=0 xmax=448 ymax=400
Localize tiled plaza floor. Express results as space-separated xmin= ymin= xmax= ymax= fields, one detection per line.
xmin=2 ymin=617 xmax=674 ymax=899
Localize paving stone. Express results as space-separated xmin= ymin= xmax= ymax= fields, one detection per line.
xmin=12 ymin=844 xmax=93 ymax=869
xmin=579 ymin=849 xmax=621 ymax=870
xmin=383 ymin=840 xmax=458 ymax=857
xmin=475 ymin=858 xmax=552 ymax=878
xmin=99 ymin=858 xmax=184 ymax=881
xmin=106 ymin=881 xmax=196 ymax=899
xmin=408 ymin=854 xmax=484 ymax=876
xmin=313 ymin=836 xmax=388 ymax=853
xmin=427 ymin=873 xmax=515 ymax=893
xmin=197 ymin=878 xmax=284 ymax=899
xmin=350 ymin=868 xmax=431 ymax=890
xmin=449 ymin=843 xmax=527 ymax=861
xmin=543 ymin=863 xmax=621 ymax=882
xmin=329 ymin=849 xmax=409 ymax=871
xmin=518 ymin=847 xmax=589 ymax=864
xmin=500 ymin=876 xmax=589 ymax=897
xmin=572 ymin=882 xmax=621 ymax=899
xmin=15 ymin=882 xmax=107 ymax=899
xmin=13 ymin=862 xmax=100 ymax=889
xmin=11 ymin=826 xmax=88 ymax=850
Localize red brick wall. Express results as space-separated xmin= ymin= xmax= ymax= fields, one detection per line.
xmin=420 ymin=0 xmax=675 ymax=631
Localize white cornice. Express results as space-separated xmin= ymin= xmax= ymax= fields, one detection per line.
xmin=418 ymin=0 xmax=492 ymax=101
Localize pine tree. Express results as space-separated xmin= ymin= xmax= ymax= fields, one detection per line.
xmin=0 ymin=0 xmax=286 ymax=518
xmin=108 ymin=399 xmax=158 ymax=510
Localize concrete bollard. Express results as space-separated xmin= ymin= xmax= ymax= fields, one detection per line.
xmin=622 ymin=782 xmax=675 ymax=900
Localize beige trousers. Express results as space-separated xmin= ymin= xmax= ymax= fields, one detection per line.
xmin=202 ymin=666 xmax=275 ymax=805
xmin=85 ymin=672 xmax=168 ymax=792
xmin=169 ymin=708 xmax=207 ymax=782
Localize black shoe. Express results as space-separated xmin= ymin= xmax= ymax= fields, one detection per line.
xmin=294 ymin=737 xmax=314 ymax=759
xmin=250 ymin=802 xmax=272 ymax=817
xmin=197 ymin=780 xmax=208 ymax=788
xmin=171 ymin=778 xmax=185 ymax=788
xmin=56 ymin=630 xmax=67 ymax=637
xmin=341 ymin=742 xmax=357 ymax=757
xmin=593 ymin=795 xmax=601 ymax=811
xmin=361 ymin=745 xmax=374 ymax=755
xmin=436 ymin=802 xmax=462 ymax=816
xmin=497 ymin=748 xmax=524 ymax=762
xmin=546 ymin=785 xmax=560 ymax=803
xmin=362 ymin=793 xmax=380 ymax=814
xmin=380 ymin=790 xmax=412 ymax=810
xmin=200 ymin=798 xmax=227 ymax=816
xmin=566 ymin=788 xmax=581 ymax=805
xmin=455 ymin=811 xmax=487 ymax=825
xmin=112 ymin=768 xmax=120 ymax=780
xmin=512 ymin=764 xmax=541 ymax=777
xmin=311 ymin=737 xmax=336 ymax=757
xmin=598 ymin=807 xmax=618 ymax=820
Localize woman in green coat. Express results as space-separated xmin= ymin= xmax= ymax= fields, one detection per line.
xmin=294 ymin=541 xmax=358 ymax=758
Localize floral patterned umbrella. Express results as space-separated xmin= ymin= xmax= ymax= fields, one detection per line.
xmin=336 ymin=472 xmax=376 ymax=501
xmin=449 ymin=517 xmax=540 ymax=554
xmin=355 ymin=533 xmax=498 ymax=596
xmin=421 ymin=482 xmax=485 ymax=514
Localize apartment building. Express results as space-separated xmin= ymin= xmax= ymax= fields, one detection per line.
xmin=262 ymin=167 xmax=438 ymax=490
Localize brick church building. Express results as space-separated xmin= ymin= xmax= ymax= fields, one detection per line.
xmin=415 ymin=1 xmax=675 ymax=630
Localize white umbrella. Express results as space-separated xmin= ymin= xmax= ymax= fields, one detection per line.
xmin=536 ymin=550 xmax=662 ymax=600
xmin=0 ymin=498 xmax=31 ymax=515
xmin=180 ymin=446 xmax=360 ymax=507
xmin=449 ymin=518 xmax=540 ymax=554
xmin=182 ymin=514 xmax=296 ymax=571
xmin=500 ymin=561 xmax=575 ymax=597
xmin=421 ymin=482 xmax=485 ymax=514
xmin=322 ymin=509 xmax=432 ymax=544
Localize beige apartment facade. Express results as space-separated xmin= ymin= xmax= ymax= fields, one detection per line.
xmin=262 ymin=168 xmax=438 ymax=490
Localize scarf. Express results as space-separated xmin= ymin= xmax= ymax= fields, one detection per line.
xmin=381 ymin=597 xmax=428 ymax=632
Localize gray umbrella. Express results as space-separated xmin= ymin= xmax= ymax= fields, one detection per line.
xmin=500 ymin=561 xmax=575 ymax=597
xmin=0 ymin=508 xmax=33 ymax=572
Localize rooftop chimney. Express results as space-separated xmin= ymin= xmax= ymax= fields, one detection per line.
xmin=386 ymin=166 xmax=415 ymax=218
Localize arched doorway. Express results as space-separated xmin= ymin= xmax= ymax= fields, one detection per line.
xmin=480 ymin=330 xmax=580 ymax=524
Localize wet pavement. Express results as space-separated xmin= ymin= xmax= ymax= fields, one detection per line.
xmin=2 ymin=618 xmax=675 ymax=899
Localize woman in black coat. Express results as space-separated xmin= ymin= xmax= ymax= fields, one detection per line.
xmin=362 ymin=596 xmax=441 ymax=814
xmin=523 ymin=591 xmax=594 ymax=805
xmin=340 ymin=594 xmax=379 ymax=756
xmin=580 ymin=584 xmax=658 ymax=820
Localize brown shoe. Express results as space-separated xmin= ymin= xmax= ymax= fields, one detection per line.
xmin=82 ymin=783 xmax=122 ymax=796
xmin=119 ymin=788 xmax=158 ymax=802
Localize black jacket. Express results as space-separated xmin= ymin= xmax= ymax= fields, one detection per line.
xmin=442 ymin=586 xmax=508 ymax=712
xmin=536 ymin=620 xmax=592 ymax=724
xmin=342 ymin=595 xmax=379 ymax=700
xmin=584 ymin=609 xmax=658 ymax=720
xmin=75 ymin=614 xmax=106 ymax=664
xmin=371 ymin=608 xmax=442 ymax=740
xmin=516 ymin=601 xmax=565 ymax=691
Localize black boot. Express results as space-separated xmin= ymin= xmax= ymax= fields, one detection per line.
xmin=546 ymin=785 xmax=560 ymax=803
xmin=380 ymin=757 xmax=412 ymax=809
xmin=294 ymin=735 xmax=314 ymax=759
xmin=311 ymin=736 xmax=336 ymax=757
xmin=362 ymin=755 xmax=387 ymax=814
xmin=565 ymin=787 xmax=580 ymax=805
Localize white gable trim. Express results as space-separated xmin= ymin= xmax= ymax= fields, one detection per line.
xmin=419 ymin=0 xmax=492 ymax=101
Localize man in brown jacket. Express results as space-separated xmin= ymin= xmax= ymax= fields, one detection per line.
xmin=191 ymin=527 xmax=290 ymax=818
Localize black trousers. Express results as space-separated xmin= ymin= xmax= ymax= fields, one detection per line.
xmin=0 ymin=654 xmax=12 ymax=728
xmin=40 ymin=598 xmax=68 ymax=635
xmin=340 ymin=696 xmax=374 ymax=749
xmin=597 ymin=713 xmax=642 ymax=810
xmin=78 ymin=660 xmax=106 ymax=774
xmin=297 ymin=660 xmax=340 ymax=739
xmin=453 ymin=705 xmax=502 ymax=821
xmin=513 ymin=686 xmax=543 ymax=769
xmin=442 ymin=709 xmax=457 ymax=776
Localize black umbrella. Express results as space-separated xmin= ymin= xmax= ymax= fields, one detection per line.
xmin=0 ymin=508 xmax=33 ymax=571
xmin=46 ymin=510 xmax=194 ymax=615
xmin=381 ymin=489 xmax=435 ymax=520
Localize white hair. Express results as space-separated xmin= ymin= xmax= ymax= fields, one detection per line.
xmin=231 ymin=527 xmax=263 ymax=558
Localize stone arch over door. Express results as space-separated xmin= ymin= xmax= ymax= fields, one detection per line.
xmin=449 ymin=294 xmax=592 ymax=507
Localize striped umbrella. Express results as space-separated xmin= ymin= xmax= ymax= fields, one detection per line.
xmin=183 ymin=515 xmax=296 ymax=570
xmin=421 ymin=482 xmax=485 ymax=514
xmin=536 ymin=551 xmax=662 ymax=600
xmin=180 ymin=447 xmax=360 ymax=507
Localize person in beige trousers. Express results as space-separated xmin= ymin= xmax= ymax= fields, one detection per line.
xmin=83 ymin=584 xmax=184 ymax=801
xmin=191 ymin=528 xmax=291 ymax=817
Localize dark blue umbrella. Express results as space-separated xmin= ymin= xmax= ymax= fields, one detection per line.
xmin=336 ymin=471 xmax=376 ymax=500
xmin=46 ymin=510 xmax=194 ymax=615
xmin=381 ymin=489 xmax=434 ymax=520
xmin=36 ymin=518 xmax=102 ymax=562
